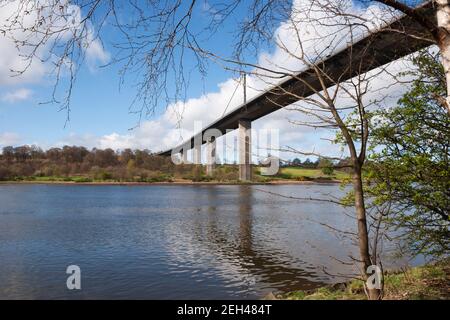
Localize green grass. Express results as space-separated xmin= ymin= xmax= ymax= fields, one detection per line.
xmin=381 ymin=262 xmax=448 ymax=300
xmin=285 ymin=286 xmax=365 ymax=300
xmin=25 ymin=176 xmax=73 ymax=182
xmin=3 ymin=167 xmax=351 ymax=183
xmin=257 ymin=167 xmax=350 ymax=181
xmin=281 ymin=260 xmax=449 ymax=300
xmin=10 ymin=175 xmax=108 ymax=183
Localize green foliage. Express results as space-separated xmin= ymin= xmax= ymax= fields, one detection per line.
xmin=321 ymin=167 xmax=334 ymax=176
xmin=272 ymin=167 xmax=349 ymax=180
xmin=282 ymin=260 xmax=449 ymax=300
xmin=72 ymin=177 xmax=93 ymax=183
xmin=126 ymin=159 xmax=136 ymax=177
xmin=368 ymin=50 xmax=450 ymax=258
xmin=212 ymin=165 xmax=238 ymax=181
xmin=0 ymin=146 xmax=178 ymax=183
xmin=318 ymin=158 xmax=334 ymax=176
xmin=277 ymin=172 xmax=293 ymax=179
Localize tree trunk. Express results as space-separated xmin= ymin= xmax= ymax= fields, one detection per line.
xmin=352 ymin=162 xmax=381 ymax=300
xmin=436 ymin=0 xmax=450 ymax=115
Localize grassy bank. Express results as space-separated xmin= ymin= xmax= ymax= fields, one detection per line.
xmin=270 ymin=167 xmax=349 ymax=181
xmin=279 ymin=260 xmax=449 ymax=300
xmin=0 ymin=168 xmax=349 ymax=184
xmin=4 ymin=175 xmax=172 ymax=183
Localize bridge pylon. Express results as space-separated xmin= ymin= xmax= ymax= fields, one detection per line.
xmin=206 ymin=138 xmax=216 ymax=176
xmin=238 ymin=119 xmax=252 ymax=181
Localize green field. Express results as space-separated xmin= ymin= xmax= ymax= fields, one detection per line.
xmin=261 ymin=167 xmax=350 ymax=181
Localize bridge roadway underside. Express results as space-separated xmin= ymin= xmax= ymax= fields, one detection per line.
xmin=159 ymin=3 xmax=434 ymax=180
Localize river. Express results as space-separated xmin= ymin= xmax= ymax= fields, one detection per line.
xmin=0 ymin=184 xmax=416 ymax=299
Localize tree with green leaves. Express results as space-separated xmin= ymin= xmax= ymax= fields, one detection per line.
xmin=368 ymin=50 xmax=449 ymax=258
xmin=318 ymin=158 xmax=334 ymax=176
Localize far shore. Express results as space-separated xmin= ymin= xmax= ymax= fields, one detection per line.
xmin=0 ymin=179 xmax=342 ymax=186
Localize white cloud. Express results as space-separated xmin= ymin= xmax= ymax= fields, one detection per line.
xmin=73 ymin=0 xmax=407 ymax=161
xmin=65 ymin=4 xmax=110 ymax=71
xmin=0 ymin=1 xmax=110 ymax=85
xmin=1 ymin=88 xmax=33 ymax=103
xmin=85 ymin=36 xmax=111 ymax=69
xmin=0 ymin=6 xmax=47 ymax=86
xmin=0 ymin=132 xmax=21 ymax=147
xmin=2 ymin=0 xmax=412 ymax=162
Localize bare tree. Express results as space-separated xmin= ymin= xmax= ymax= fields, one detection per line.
xmin=0 ymin=0 xmax=288 ymax=121
xmin=268 ymin=17 xmax=384 ymax=300
xmin=218 ymin=0 xmax=415 ymax=299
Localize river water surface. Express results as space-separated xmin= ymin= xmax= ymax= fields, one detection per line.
xmin=0 ymin=184 xmax=414 ymax=299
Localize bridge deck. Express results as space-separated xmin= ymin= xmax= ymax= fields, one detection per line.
xmin=159 ymin=2 xmax=434 ymax=156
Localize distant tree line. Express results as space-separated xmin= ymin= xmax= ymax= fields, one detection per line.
xmin=1 ymin=146 xmax=351 ymax=182
xmin=286 ymin=157 xmax=352 ymax=174
xmin=0 ymin=146 xmax=239 ymax=182
xmin=287 ymin=158 xmax=319 ymax=168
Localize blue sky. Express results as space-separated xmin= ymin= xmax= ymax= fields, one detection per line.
xmin=0 ymin=1 xmax=243 ymax=145
xmin=0 ymin=0 xmax=416 ymax=161
xmin=0 ymin=0 xmax=270 ymax=150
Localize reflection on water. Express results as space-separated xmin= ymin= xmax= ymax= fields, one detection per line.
xmin=0 ymin=184 xmax=415 ymax=299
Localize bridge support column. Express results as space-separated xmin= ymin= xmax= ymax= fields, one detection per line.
xmin=193 ymin=144 xmax=202 ymax=165
xmin=238 ymin=119 xmax=252 ymax=181
xmin=206 ymin=138 xmax=216 ymax=176
xmin=180 ymin=149 xmax=188 ymax=164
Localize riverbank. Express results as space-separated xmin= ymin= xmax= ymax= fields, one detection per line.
xmin=0 ymin=167 xmax=349 ymax=185
xmin=0 ymin=178 xmax=341 ymax=186
xmin=276 ymin=260 xmax=449 ymax=300
xmin=4 ymin=167 xmax=348 ymax=185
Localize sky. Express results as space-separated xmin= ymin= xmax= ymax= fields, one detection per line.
xmin=0 ymin=0 xmax=422 ymax=163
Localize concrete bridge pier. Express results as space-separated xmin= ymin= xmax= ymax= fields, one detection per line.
xmin=206 ymin=138 xmax=216 ymax=176
xmin=193 ymin=144 xmax=202 ymax=165
xmin=180 ymin=149 xmax=188 ymax=164
xmin=238 ymin=119 xmax=252 ymax=181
